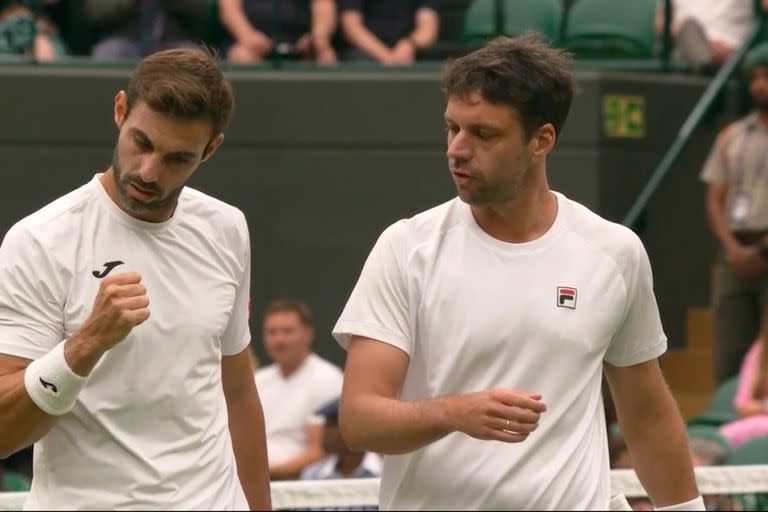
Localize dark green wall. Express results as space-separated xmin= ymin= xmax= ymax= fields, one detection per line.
xmin=0 ymin=64 xmax=736 ymax=367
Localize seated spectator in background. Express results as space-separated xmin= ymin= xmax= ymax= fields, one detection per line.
xmin=339 ymin=0 xmax=438 ymax=65
xmin=219 ymin=0 xmax=337 ymax=64
xmin=301 ymin=398 xmax=382 ymax=480
xmin=84 ymin=0 xmax=202 ymax=60
xmin=655 ymin=0 xmax=764 ymax=70
xmin=0 ymin=1 xmax=65 ymax=60
xmin=720 ymin=315 xmax=768 ymax=449
xmin=256 ymin=298 xmax=343 ymax=480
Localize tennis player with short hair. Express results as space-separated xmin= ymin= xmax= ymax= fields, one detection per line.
xmin=334 ymin=35 xmax=704 ymax=510
xmin=0 ymin=48 xmax=271 ymax=510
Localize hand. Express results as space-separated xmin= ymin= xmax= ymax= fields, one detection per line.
xmin=76 ymin=272 xmax=151 ymax=353
xmin=445 ymin=389 xmax=547 ymax=443
xmin=388 ymin=38 xmax=416 ymax=65
xmin=239 ymin=30 xmax=273 ymax=56
xmin=726 ymin=244 xmax=766 ymax=279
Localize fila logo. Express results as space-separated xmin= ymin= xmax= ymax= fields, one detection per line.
xmin=92 ymin=261 xmax=124 ymax=279
xmin=557 ymin=287 xmax=577 ymax=309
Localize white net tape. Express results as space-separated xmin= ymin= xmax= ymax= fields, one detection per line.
xmin=0 ymin=466 xmax=767 ymax=510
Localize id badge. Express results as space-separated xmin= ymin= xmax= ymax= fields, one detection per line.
xmin=730 ymin=192 xmax=752 ymax=224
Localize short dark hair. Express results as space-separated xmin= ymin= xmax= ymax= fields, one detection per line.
xmin=125 ymin=47 xmax=234 ymax=136
xmin=263 ymin=298 xmax=314 ymax=327
xmin=442 ymin=34 xmax=577 ymax=139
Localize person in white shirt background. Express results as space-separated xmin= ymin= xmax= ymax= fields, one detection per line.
xmin=255 ymin=298 xmax=344 ymax=480
xmin=0 ymin=47 xmax=271 ymax=510
xmin=333 ymin=34 xmax=705 ymax=511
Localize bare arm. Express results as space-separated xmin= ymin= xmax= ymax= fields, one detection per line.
xmin=218 ymin=0 xmax=260 ymax=41
xmin=223 ymin=347 xmax=271 ymax=510
xmin=0 ymin=332 xmax=109 ymax=459
xmin=705 ymin=183 xmax=739 ymax=253
xmin=605 ymin=359 xmax=699 ymax=508
xmin=269 ymin=423 xmax=324 ymax=480
xmin=311 ymin=0 xmax=336 ymax=46
xmin=340 ymin=336 xmax=545 ymax=455
xmin=340 ymin=10 xmax=392 ymax=62
xmin=407 ymin=7 xmax=438 ymax=49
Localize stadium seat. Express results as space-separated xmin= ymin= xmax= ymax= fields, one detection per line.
xmin=461 ymin=0 xmax=563 ymax=45
xmin=725 ymin=435 xmax=768 ymax=510
xmin=686 ymin=424 xmax=731 ymax=454
xmin=687 ymin=376 xmax=740 ymax=427
xmin=562 ymin=0 xmax=657 ymax=58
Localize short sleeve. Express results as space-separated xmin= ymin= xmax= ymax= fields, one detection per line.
xmin=0 ymin=224 xmax=67 ymax=360
xmin=338 ymin=0 xmax=362 ymax=12
xmin=332 ymin=221 xmax=412 ymax=356
xmin=700 ymin=126 xmax=732 ymax=185
xmin=603 ymin=233 xmax=667 ymax=366
xmin=221 ymin=213 xmax=252 ymax=356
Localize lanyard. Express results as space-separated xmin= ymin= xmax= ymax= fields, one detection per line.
xmin=735 ymin=127 xmax=768 ymax=191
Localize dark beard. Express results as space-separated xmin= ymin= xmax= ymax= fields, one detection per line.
xmin=111 ymin=147 xmax=183 ymax=217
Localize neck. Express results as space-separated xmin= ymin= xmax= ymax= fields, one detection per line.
xmin=470 ymin=169 xmax=557 ymax=243
xmin=336 ymin=452 xmax=365 ymax=476
xmin=278 ymin=352 xmax=310 ymax=378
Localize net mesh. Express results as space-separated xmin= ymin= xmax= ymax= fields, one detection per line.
xmin=0 ymin=466 xmax=767 ymax=510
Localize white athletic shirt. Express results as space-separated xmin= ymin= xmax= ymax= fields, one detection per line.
xmin=333 ymin=192 xmax=667 ymax=510
xmin=0 ymin=174 xmax=252 ymax=510
xmin=255 ymin=353 xmax=343 ymax=466
xmin=672 ymin=0 xmax=754 ymax=48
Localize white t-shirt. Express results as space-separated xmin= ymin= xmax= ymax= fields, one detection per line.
xmin=255 ymin=353 xmax=343 ymax=466
xmin=0 ymin=175 xmax=252 ymax=510
xmin=332 ymin=192 xmax=667 ymax=510
xmin=672 ymin=0 xmax=754 ymax=48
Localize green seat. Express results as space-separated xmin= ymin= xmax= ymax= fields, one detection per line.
xmin=686 ymin=424 xmax=732 ymax=454
xmin=725 ymin=435 xmax=768 ymax=511
xmin=687 ymin=376 xmax=740 ymax=427
xmin=462 ymin=0 xmax=563 ymax=45
xmin=563 ymin=0 xmax=657 ymax=58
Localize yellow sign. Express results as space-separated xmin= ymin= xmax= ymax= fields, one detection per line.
xmin=603 ymin=95 xmax=645 ymax=138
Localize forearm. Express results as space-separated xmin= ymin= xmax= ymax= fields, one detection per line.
xmin=229 ymin=394 xmax=271 ymax=510
xmin=705 ymin=199 xmax=738 ymax=251
xmin=270 ymin=448 xmax=325 ymax=480
xmin=620 ymin=389 xmax=699 ymax=507
xmin=219 ymin=0 xmax=257 ymax=41
xmin=409 ymin=8 xmax=438 ymax=49
xmin=311 ymin=0 xmax=336 ymax=42
xmin=340 ymin=392 xmax=452 ymax=454
xmin=342 ymin=13 xmax=391 ymax=60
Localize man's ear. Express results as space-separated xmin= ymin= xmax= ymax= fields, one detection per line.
xmin=202 ymin=133 xmax=224 ymax=162
xmin=114 ymin=90 xmax=128 ymax=129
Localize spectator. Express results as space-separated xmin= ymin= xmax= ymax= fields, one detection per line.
xmin=655 ymin=0 xmax=763 ymax=70
xmin=720 ymin=316 xmax=768 ymax=449
xmin=701 ymin=41 xmax=768 ymax=385
xmin=300 ymin=398 xmax=382 ymax=480
xmin=339 ymin=0 xmax=439 ymax=65
xmin=84 ymin=0 xmax=203 ymax=60
xmin=255 ymin=298 xmax=343 ymax=480
xmin=0 ymin=1 xmax=65 ymax=60
xmin=219 ymin=0 xmax=337 ymax=64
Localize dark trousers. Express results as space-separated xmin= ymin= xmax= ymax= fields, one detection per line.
xmin=711 ymin=252 xmax=768 ymax=384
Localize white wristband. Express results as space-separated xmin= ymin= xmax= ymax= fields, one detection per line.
xmin=24 ymin=342 xmax=88 ymax=416
xmin=655 ymin=496 xmax=706 ymax=511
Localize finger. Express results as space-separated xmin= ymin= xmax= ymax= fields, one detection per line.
xmin=492 ymin=417 xmax=538 ymax=434
xmin=102 ymin=272 xmax=142 ymax=286
xmin=109 ymin=284 xmax=147 ymax=298
xmin=492 ymin=405 xmax=540 ymax=425
xmin=124 ymin=308 xmax=150 ymax=326
xmin=485 ymin=427 xmax=529 ymax=444
xmin=499 ymin=392 xmax=548 ymax=413
xmin=121 ymin=295 xmax=150 ymax=311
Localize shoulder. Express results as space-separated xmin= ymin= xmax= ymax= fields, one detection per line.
xmin=376 ymin=197 xmax=468 ymax=255
xmin=559 ymin=193 xmax=646 ymax=276
xmin=308 ymin=354 xmax=344 ymax=378
xmin=254 ymin=364 xmax=278 ymax=384
xmin=179 ymin=187 xmax=249 ymax=247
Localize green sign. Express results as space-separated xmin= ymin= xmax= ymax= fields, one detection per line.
xmin=603 ymin=95 xmax=645 ymax=138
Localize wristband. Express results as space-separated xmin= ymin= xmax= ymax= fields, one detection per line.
xmin=655 ymin=496 xmax=706 ymax=511
xmin=24 ymin=342 xmax=88 ymax=416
